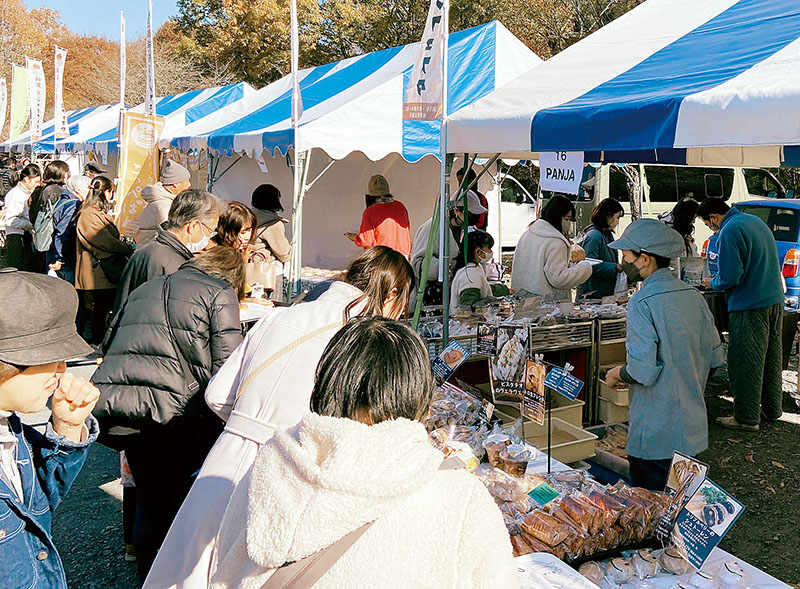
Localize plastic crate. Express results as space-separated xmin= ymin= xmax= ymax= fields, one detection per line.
xmin=599 ymin=397 xmax=629 ymax=424
xmin=522 ymin=417 xmax=597 ymax=464
xmin=529 ymin=321 xmax=593 ymax=352
xmin=599 ymin=381 xmax=629 ymax=406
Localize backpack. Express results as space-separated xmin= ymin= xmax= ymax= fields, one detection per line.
xmin=33 ymin=197 xmax=59 ymax=253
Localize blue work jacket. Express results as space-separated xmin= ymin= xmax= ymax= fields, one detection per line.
xmin=624 ymin=269 xmax=725 ymax=460
xmin=578 ymin=225 xmax=619 ymax=298
xmin=0 ymin=414 xmax=98 ymax=588
xmin=46 ymin=192 xmax=81 ymax=270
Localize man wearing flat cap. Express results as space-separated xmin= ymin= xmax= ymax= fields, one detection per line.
xmin=604 ymin=219 xmax=724 ymax=491
xmin=137 ymin=160 xmax=192 ymax=245
xmin=345 ymin=174 xmax=411 ymax=257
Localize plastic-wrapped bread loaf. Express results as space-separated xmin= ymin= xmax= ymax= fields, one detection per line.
xmin=521 ymin=511 xmax=573 ymax=546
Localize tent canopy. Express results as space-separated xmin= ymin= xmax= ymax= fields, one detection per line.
xmin=170 ymin=21 xmax=541 ymax=163
xmin=0 ymin=104 xmax=116 ymax=153
xmin=447 ymin=0 xmax=800 ymax=167
xmin=62 ymin=82 xmax=256 ymax=156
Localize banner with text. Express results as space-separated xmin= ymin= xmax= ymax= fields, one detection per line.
xmin=402 ymin=0 xmax=448 ymax=121
xmin=539 ymin=151 xmax=584 ymax=195
xmin=120 ymin=12 xmax=126 ymax=107
xmin=0 ymin=78 xmax=6 ymax=138
xmin=54 ymin=46 xmax=69 ymax=138
xmin=116 ymin=111 xmax=165 ymax=238
xmin=26 ymin=57 xmax=46 ymax=141
xmin=9 ymin=65 xmax=28 ymax=140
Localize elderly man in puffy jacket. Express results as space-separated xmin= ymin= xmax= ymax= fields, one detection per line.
xmin=92 ymin=246 xmax=244 ymax=580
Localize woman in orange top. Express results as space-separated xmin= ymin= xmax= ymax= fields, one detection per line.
xmin=345 ymin=174 xmax=411 ymax=257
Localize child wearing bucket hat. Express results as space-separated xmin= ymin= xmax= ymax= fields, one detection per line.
xmin=603 ymin=219 xmax=724 ymax=491
xmin=0 ymin=268 xmax=101 ymax=588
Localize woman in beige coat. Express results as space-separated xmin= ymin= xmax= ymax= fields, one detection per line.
xmin=210 ymin=317 xmax=519 ymax=588
xmin=511 ymin=194 xmax=593 ymax=299
xmin=76 ymin=176 xmax=134 ymax=344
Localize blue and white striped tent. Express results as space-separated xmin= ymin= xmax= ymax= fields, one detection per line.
xmin=448 ymin=0 xmax=800 ymax=167
xmin=0 ymin=104 xmax=116 ymax=153
xmin=169 ymin=21 xmax=541 ymax=162
xmin=62 ymin=82 xmax=255 ymax=156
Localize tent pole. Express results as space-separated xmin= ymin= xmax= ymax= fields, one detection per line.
xmin=412 ymin=195 xmax=442 ymax=330
xmin=211 ymin=155 xmax=242 ymax=187
xmin=289 ymin=149 xmax=311 ymax=299
xmin=440 ymin=147 xmax=453 ymax=343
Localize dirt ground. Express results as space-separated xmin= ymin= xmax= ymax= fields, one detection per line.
xmin=700 ymin=349 xmax=800 ymax=586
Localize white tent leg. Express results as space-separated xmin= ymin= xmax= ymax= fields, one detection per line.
xmin=289 ymin=149 xmax=312 ymax=299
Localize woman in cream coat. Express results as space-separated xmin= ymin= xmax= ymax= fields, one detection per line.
xmin=511 ymin=194 xmax=593 ymax=299
xmin=210 ymin=317 xmax=519 ymax=588
xmin=144 ymin=247 xmax=415 ymax=589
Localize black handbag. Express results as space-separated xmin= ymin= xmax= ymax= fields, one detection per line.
xmin=96 ymin=252 xmax=130 ymax=284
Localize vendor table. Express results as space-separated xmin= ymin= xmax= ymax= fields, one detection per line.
xmin=239 ymin=302 xmax=275 ymax=334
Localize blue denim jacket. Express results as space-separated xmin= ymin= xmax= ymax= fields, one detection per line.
xmin=0 ymin=413 xmax=98 ymax=588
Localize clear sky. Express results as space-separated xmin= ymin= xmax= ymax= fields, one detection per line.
xmin=24 ymin=1 xmax=180 ymax=39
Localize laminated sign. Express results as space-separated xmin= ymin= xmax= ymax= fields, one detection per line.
xmin=402 ymin=0 xmax=448 ymax=121
xmin=490 ymin=326 xmax=528 ymax=403
xmin=522 ymin=360 xmax=546 ymax=426
xmin=543 ymin=366 xmax=583 ymax=401
xmin=432 ymin=340 xmax=471 ymax=384
xmin=539 ymin=151 xmax=584 ymax=195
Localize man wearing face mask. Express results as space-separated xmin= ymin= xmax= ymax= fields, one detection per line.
xmin=137 ymin=160 xmax=194 ymax=245
xmin=112 ymin=189 xmax=222 ymax=318
xmin=698 ymin=198 xmax=784 ymax=431
xmin=605 ymin=219 xmax=724 ymax=491
xmin=410 ymin=192 xmax=487 ymax=307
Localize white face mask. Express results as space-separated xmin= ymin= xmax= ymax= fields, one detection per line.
xmin=562 ymin=218 xmax=576 ymax=237
xmin=187 ymin=223 xmax=216 ymax=253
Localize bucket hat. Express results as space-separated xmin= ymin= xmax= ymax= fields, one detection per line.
xmin=0 ymin=269 xmax=93 ymax=365
xmin=609 ymin=218 xmax=684 ymax=259
xmin=367 ymin=174 xmax=391 ymax=197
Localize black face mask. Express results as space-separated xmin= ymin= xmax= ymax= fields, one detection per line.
xmin=620 ymin=260 xmax=643 ymax=283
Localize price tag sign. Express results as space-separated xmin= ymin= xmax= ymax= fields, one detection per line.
xmin=431 ymin=340 xmax=471 ymax=384
xmin=543 ymin=366 xmax=584 ymax=401
xmin=539 ymin=151 xmax=584 ymax=195
xmin=476 ymin=323 xmax=497 ymax=356
xmin=529 ymin=482 xmax=559 ymax=506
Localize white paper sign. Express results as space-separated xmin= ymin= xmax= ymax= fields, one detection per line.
xmin=539 ymin=151 xmax=584 ymax=195
xmin=54 ymin=46 xmax=69 ymax=138
xmin=255 ymin=152 xmax=269 ymax=174
xmin=26 ymin=57 xmax=46 ymax=141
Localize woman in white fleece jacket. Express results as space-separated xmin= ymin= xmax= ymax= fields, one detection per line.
xmin=511 ymin=194 xmax=593 ymax=299
xmin=209 ymin=317 xmax=519 ymax=589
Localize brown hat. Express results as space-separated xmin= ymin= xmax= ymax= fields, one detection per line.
xmin=367 ymin=174 xmax=391 ymax=197
xmin=0 ymin=269 xmax=93 ymax=365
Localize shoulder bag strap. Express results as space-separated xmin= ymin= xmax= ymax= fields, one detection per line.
xmin=162 ymin=277 xmax=200 ymax=395
xmin=260 ymin=458 xmax=459 ymax=589
xmin=233 ymin=321 xmax=342 ymax=405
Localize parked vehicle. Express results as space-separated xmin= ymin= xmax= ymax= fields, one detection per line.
xmin=731 ymin=199 xmax=800 ymax=309
xmin=496 ymin=172 xmax=537 ymax=250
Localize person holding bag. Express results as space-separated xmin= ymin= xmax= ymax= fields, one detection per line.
xmin=76 ymin=176 xmax=134 ymax=345
xmin=144 ymin=246 xmax=415 ymax=589
xmin=210 ymin=317 xmax=519 ymax=588
xmin=91 ymin=246 xmax=245 ymax=580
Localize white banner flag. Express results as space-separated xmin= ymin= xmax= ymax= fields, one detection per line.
xmin=120 ymin=12 xmax=126 ymax=107
xmin=144 ymin=0 xmax=156 ymax=115
xmin=54 ymin=46 xmax=69 ymax=138
xmin=290 ymin=0 xmax=303 ymax=127
xmin=26 ymin=57 xmax=46 ymax=141
xmin=0 ymin=78 xmax=6 ymax=138
xmin=403 ymin=0 xmax=448 ymax=121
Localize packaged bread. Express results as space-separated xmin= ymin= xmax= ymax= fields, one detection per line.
xmin=570 ymin=244 xmax=586 ymax=263
xmin=659 ymin=546 xmax=694 ymax=575
xmin=577 ymin=562 xmax=605 ymax=585
xmin=510 ymin=532 xmax=536 ymax=557
xmin=632 ymin=549 xmax=661 ymax=579
xmin=520 ymin=511 xmax=572 ymax=546
xmin=606 ymin=557 xmax=634 ymax=584
xmin=482 ymin=433 xmax=511 ymax=467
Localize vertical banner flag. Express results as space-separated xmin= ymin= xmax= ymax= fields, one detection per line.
xmin=54 ymin=46 xmax=69 ymax=138
xmin=144 ymin=0 xmax=156 ymax=114
xmin=402 ymin=0 xmax=448 ymax=121
xmin=26 ymin=57 xmax=46 ymax=141
xmin=10 ymin=65 xmax=28 ymax=140
xmin=120 ymin=12 xmax=127 ymax=107
xmin=116 ymin=111 xmax=166 ymax=238
xmin=290 ymin=0 xmax=303 ymax=127
xmin=0 ymin=78 xmax=6 ymax=138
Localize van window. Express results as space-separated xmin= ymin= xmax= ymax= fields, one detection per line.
xmin=501 ymin=179 xmax=533 ymax=204
xmin=744 ymin=168 xmax=784 ymax=198
xmin=737 ymin=205 xmax=800 ymax=242
xmin=642 ymin=166 xmax=734 ymax=202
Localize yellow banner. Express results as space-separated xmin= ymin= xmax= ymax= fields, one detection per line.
xmin=116 ymin=111 xmax=165 ymax=239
